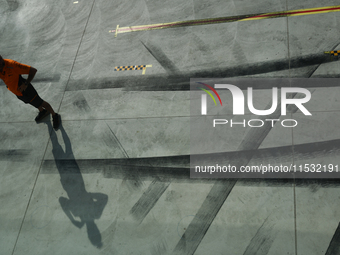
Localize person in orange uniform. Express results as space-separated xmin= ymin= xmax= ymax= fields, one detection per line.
xmin=0 ymin=55 xmax=60 ymax=129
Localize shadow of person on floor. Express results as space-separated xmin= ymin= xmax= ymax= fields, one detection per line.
xmin=46 ymin=120 xmax=108 ymax=248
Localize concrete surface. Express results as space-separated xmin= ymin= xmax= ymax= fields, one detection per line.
xmin=1 ymin=0 xmax=340 ymax=254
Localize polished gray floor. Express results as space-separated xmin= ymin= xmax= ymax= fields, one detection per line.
xmin=1 ymin=0 xmax=340 ymax=254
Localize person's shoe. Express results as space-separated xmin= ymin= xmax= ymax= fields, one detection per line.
xmin=52 ymin=113 xmax=61 ymax=130
xmin=35 ymin=109 xmax=49 ymax=122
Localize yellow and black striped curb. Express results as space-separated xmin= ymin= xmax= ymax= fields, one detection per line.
xmin=325 ymin=50 xmax=340 ymax=56
xmin=114 ymin=65 xmax=152 ymax=74
xmin=325 ymin=50 xmax=340 ymax=61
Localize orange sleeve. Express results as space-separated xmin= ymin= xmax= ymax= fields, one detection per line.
xmin=12 ymin=60 xmax=31 ymax=75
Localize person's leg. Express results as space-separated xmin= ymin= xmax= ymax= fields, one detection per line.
xmin=38 ymin=100 xmax=60 ymax=129
xmin=23 ymin=85 xmax=56 ymax=122
xmin=20 ymin=82 xmax=61 ymax=129
xmin=38 ymin=105 xmax=43 ymax=111
xmin=41 ymin=101 xmax=56 ymax=116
